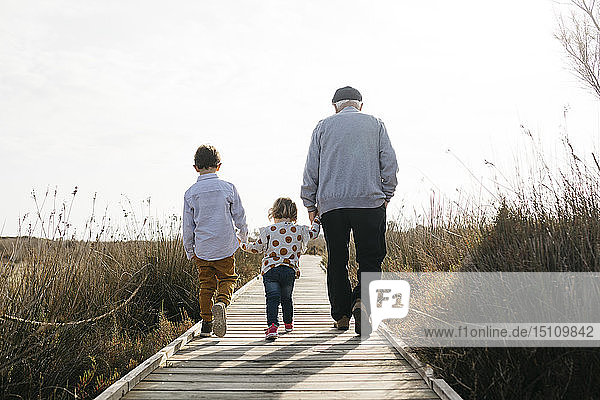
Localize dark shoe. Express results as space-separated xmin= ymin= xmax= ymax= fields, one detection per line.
xmin=212 ymin=302 xmax=227 ymax=337
xmin=333 ymin=315 xmax=350 ymax=330
xmin=199 ymin=320 xmax=212 ymax=337
xmin=353 ymin=299 xmax=371 ymax=336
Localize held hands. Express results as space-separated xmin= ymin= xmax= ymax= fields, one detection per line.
xmin=308 ymin=210 xmax=318 ymax=223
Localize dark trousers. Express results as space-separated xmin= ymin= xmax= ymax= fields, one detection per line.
xmin=321 ymin=204 xmax=386 ymax=321
xmin=263 ymin=265 xmax=296 ymax=326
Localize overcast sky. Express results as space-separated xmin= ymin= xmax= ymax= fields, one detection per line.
xmin=1 ymin=0 xmax=599 ymax=237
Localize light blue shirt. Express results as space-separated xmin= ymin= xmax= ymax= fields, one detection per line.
xmin=183 ymin=173 xmax=248 ymax=261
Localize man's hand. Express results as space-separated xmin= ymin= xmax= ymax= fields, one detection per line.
xmin=308 ymin=210 xmax=318 ymax=223
xmin=385 ymin=201 xmax=389 ymax=208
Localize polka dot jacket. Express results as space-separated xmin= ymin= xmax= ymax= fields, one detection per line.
xmin=240 ymin=217 xmax=321 ymax=275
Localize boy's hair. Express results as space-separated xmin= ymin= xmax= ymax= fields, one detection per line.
xmin=194 ymin=145 xmax=221 ymax=169
xmin=268 ymin=197 xmax=297 ymax=222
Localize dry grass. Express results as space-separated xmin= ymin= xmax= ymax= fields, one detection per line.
xmin=0 ymin=192 xmax=327 ymax=399
xmin=319 ymin=138 xmax=600 ymax=399
xmin=4 ymin=134 xmax=598 ymax=398
xmin=409 ymin=146 xmax=599 ymax=399
xmin=0 ymin=212 xmax=263 ymax=399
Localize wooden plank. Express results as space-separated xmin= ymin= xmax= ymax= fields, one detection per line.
xmin=213 ymin=323 xmax=366 ymax=328
xmin=96 ymin=351 xmax=167 ymax=400
xmin=185 ymin=334 xmax=382 ymax=339
xmin=178 ymin=340 xmax=389 ymax=346
xmin=432 ymin=379 xmax=464 ymax=400
xmin=182 ymin=332 xmax=359 ymax=337
xmin=176 ymin=344 xmax=393 ymax=352
xmin=144 ymin=372 xmax=424 ymax=382
xmin=176 ymin=339 xmax=387 ymax=345
xmin=178 ymin=343 xmax=389 ymax=348
xmin=174 ymin=350 xmax=399 ymax=357
xmin=165 ymin=360 xmax=411 ymax=368
xmin=380 ymin=322 xmax=463 ymax=399
xmin=169 ymin=354 xmax=402 ymax=361
xmin=119 ymin=255 xmax=442 ymax=400
xmin=177 ymin=348 xmax=393 ymax=355
xmin=211 ymin=324 xmax=352 ymax=328
xmin=124 ymin=389 xmax=439 ymax=400
xmin=95 ymin=268 xmax=256 ymax=399
xmin=154 ymin=365 xmax=417 ymax=374
xmin=95 ymin=378 xmax=128 ymax=400
xmin=134 ymin=380 xmax=432 ymax=391
xmin=172 ymin=349 xmax=400 ymax=358
xmin=223 ymin=319 xmax=337 ymax=322
xmin=176 ymin=343 xmax=396 ymax=351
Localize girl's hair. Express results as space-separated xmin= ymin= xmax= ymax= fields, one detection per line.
xmin=268 ymin=197 xmax=297 ymax=221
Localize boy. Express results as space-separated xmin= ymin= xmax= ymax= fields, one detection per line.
xmin=183 ymin=145 xmax=248 ymax=337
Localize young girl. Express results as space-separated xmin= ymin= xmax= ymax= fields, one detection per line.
xmin=240 ymin=197 xmax=320 ymax=340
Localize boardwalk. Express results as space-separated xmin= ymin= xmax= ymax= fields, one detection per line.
xmin=122 ymin=255 xmax=441 ymax=400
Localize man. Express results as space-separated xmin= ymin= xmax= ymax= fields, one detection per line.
xmin=301 ymin=86 xmax=398 ymax=335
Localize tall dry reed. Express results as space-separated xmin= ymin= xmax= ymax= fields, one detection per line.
xmin=319 ymin=136 xmax=600 ymax=399
xmin=0 ymin=194 xmax=263 ymax=399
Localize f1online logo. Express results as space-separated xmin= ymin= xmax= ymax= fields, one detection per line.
xmin=369 ymin=280 xmax=411 ymax=330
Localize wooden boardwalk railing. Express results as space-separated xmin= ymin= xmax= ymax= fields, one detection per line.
xmin=101 ymin=255 xmax=458 ymax=400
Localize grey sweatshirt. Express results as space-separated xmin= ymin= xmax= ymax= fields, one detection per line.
xmin=301 ymin=106 xmax=399 ymax=215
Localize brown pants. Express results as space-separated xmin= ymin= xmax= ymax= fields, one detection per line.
xmin=194 ymin=255 xmax=238 ymax=322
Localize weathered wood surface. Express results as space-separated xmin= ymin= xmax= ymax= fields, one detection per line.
xmin=123 ymin=255 xmax=440 ymax=400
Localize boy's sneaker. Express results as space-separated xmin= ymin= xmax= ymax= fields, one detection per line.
xmin=353 ymin=298 xmax=371 ymax=336
xmin=265 ymin=323 xmax=278 ymax=340
xmin=284 ymin=323 xmax=293 ymax=333
xmin=212 ymin=302 xmax=227 ymax=337
xmin=199 ymin=321 xmax=212 ymax=337
xmin=333 ymin=315 xmax=350 ymax=331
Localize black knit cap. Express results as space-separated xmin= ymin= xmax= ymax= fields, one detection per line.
xmin=332 ymin=86 xmax=362 ymax=103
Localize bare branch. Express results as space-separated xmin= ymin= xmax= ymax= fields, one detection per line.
xmin=556 ymin=1 xmax=600 ymax=98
